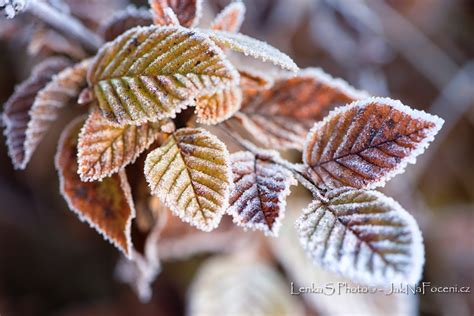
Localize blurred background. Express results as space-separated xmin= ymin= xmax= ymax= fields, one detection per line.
xmin=0 ymin=0 xmax=473 ymax=315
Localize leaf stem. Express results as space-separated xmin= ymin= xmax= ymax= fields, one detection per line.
xmin=27 ymin=0 xmax=103 ymax=53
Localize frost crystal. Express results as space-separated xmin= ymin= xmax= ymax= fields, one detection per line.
xmin=227 ymin=151 xmax=296 ymax=236
xmin=295 ymin=189 xmax=424 ymax=286
xmin=195 ymin=85 xmax=242 ymax=124
xmin=1 ymin=0 xmax=29 ymax=18
xmin=303 ymin=97 xmax=444 ymax=190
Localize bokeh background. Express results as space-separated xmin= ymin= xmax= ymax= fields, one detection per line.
xmin=0 ymin=0 xmax=473 ymax=315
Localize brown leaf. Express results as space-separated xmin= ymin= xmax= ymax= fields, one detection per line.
xmin=64 ymin=0 xmax=128 ymax=31
xmin=99 ymin=6 xmax=153 ymax=41
xmin=24 ymin=58 xmax=91 ymax=166
xmin=149 ymin=0 xmax=202 ymax=27
xmin=195 ymin=85 xmax=242 ymax=124
xmin=78 ymin=110 xmax=165 ymax=181
xmin=239 ymin=68 xmax=273 ymax=92
xmin=55 ymin=116 xmax=136 ymax=258
xmin=235 ymin=68 xmax=368 ymax=150
xmin=303 ymin=97 xmax=444 ymax=190
xmin=210 ymin=1 xmax=245 ymax=33
xmin=2 ymin=57 xmax=71 ymax=169
xmin=227 ymin=151 xmax=296 ymax=236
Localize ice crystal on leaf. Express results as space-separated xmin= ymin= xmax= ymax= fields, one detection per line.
xmin=99 ymin=6 xmax=153 ymax=41
xmin=195 ymin=85 xmax=242 ymax=124
xmin=227 ymin=151 xmax=296 ymax=236
xmin=77 ymin=110 xmax=167 ymax=181
xmin=296 ymin=189 xmax=424 ymax=286
xmin=55 ymin=117 xmax=136 ymax=259
xmin=303 ymin=97 xmax=444 ymax=190
xmin=3 ymin=57 xmax=71 ymax=169
xmin=87 ymin=25 xmax=239 ymax=126
xmin=210 ymin=1 xmax=245 ymax=33
xmin=149 ymin=0 xmax=201 ymax=27
xmin=234 ymin=68 xmax=368 ymax=150
xmin=144 ymin=128 xmax=232 ymax=231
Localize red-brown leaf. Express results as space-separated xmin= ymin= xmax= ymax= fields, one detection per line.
xmin=149 ymin=0 xmax=201 ymax=27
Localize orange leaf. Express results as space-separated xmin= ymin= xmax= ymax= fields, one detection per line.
xmin=210 ymin=1 xmax=245 ymax=33
xmin=149 ymin=0 xmax=202 ymax=27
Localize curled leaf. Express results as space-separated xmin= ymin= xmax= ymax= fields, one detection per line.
xmin=227 ymin=151 xmax=296 ymax=236
xmin=210 ymin=1 xmax=245 ymax=33
xmin=88 ymin=25 xmax=239 ymax=126
xmin=55 ymin=116 xmax=136 ymax=258
xmin=2 ymin=57 xmax=71 ymax=169
xmin=24 ymin=58 xmax=91 ymax=166
xmin=144 ymin=128 xmax=231 ymax=231
xmin=99 ymin=6 xmax=153 ymax=41
xmin=195 ymin=85 xmax=242 ymax=124
xmin=149 ymin=0 xmax=202 ymax=27
xmin=203 ymin=29 xmax=298 ymax=72
xmin=303 ymin=97 xmax=444 ymax=190
xmin=235 ymin=68 xmax=368 ymax=150
xmin=78 ymin=110 xmax=166 ymax=181
xmin=296 ymin=189 xmax=424 ymax=285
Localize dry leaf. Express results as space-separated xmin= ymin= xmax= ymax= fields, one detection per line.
xmin=188 ymin=255 xmax=304 ymax=316
xmin=227 ymin=151 xmax=296 ymax=236
xmin=99 ymin=6 xmax=153 ymax=41
xmin=77 ymin=110 xmax=166 ymax=181
xmin=238 ymin=68 xmax=273 ymax=91
xmin=195 ymin=85 xmax=242 ymax=124
xmin=55 ymin=116 xmax=136 ymax=258
xmin=203 ymin=29 xmax=298 ymax=71
xmin=88 ymin=25 xmax=239 ymax=126
xmin=24 ymin=58 xmax=91 ymax=166
xmin=296 ymin=189 xmax=424 ymax=285
xmin=64 ymin=0 xmax=128 ymax=31
xmin=303 ymin=97 xmax=444 ymax=190
xmin=149 ymin=0 xmax=202 ymax=27
xmin=235 ymin=68 xmax=368 ymax=150
xmin=2 ymin=57 xmax=71 ymax=169
xmin=210 ymin=1 xmax=245 ymax=33
xmin=144 ymin=128 xmax=231 ymax=231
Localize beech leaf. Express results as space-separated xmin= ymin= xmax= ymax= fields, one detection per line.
xmin=296 ymin=189 xmax=424 ymax=285
xmin=195 ymin=85 xmax=242 ymax=124
xmin=144 ymin=128 xmax=232 ymax=231
xmin=149 ymin=0 xmax=202 ymax=27
xmin=203 ymin=30 xmax=298 ymax=72
xmin=2 ymin=57 xmax=71 ymax=169
xmin=210 ymin=1 xmax=245 ymax=33
xmin=99 ymin=6 xmax=153 ymax=41
xmin=235 ymin=68 xmax=368 ymax=150
xmin=88 ymin=25 xmax=239 ymax=126
xmin=77 ymin=110 xmax=166 ymax=181
xmin=55 ymin=117 xmax=136 ymax=258
xmin=227 ymin=151 xmax=296 ymax=236
xmin=188 ymin=255 xmax=304 ymax=316
xmin=239 ymin=68 xmax=273 ymax=91
xmin=24 ymin=58 xmax=91 ymax=166
xmin=28 ymin=25 xmax=87 ymax=60
xmin=303 ymin=97 xmax=444 ymax=190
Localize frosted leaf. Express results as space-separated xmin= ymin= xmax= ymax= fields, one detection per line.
xmin=88 ymin=25 xmax=239 ymax=126
xmin=55 ymin=117 xmax=136 ymax=259
xmin=144 ymin=128 xmax=232 ymax=231
xmin=210 ymin=1 xmax=245 ymax=33
xmin=149 ymin=0 xmax=202 ymax=27
xmin=296 ymin=189 xmax=424 ymax=286
xmin=203 ymin=29 xmax=298 ymax=72
xmin=99 ymin=6 xmax=153 ymax=41
xmin=188 ymin=255 xmax=304 ymax=316
xmin=28 ymin=25 xmax=87 ymax=60
xmin=227 ymin=151 xmax=296 ymax=236
xmin=238 ymin=68 xmax=273 ymax=91
xmin=2 ymin=57 xmax=71 ymax=169
xmin=195 ymin=85 xmax=242 ymax=125
xmin=77 ymin=110 xmax=166 ymax=181
xmin=235 ymin=67 xmax=368 ymax=151
xmin=303 ymin=97 xmax=444 ymax=190
xmin=24 ymin=58 xmax=91 ymax=166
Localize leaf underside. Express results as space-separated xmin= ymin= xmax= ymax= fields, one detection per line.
xmin=228 ymin=151 xmax=296 ymax=236
xmin=296 ymin=189 xmax=424 ymax=285
xmin=303 ymin=97 xmax=444 ymax=190
xmin=55 ymin=116 xmax=135 ymax=258
xmin=3 ymin=57 xmax=71 ymax=169
xmin=78 ymin=110 xmax=165 ymax=181
xmin=88 ymin=25 xmax=238 ymax=126
xmin=149 ymin=0 xmax=201 ymax=27
xmin=210 ymin=1 xmax=245 ymax=33
xmin=235 ymin=68 xmax=367 ymax=150
xmin=144 ymin=128 xmax=231 ymax=231
xmin=100 ymin=6 xmax=153 ymax=41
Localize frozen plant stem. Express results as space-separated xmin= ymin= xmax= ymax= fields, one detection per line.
xmin=27 ymin=0 xmax=103 ymax=52
xmin=219 ymin=124 xmax=328 ymax=202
